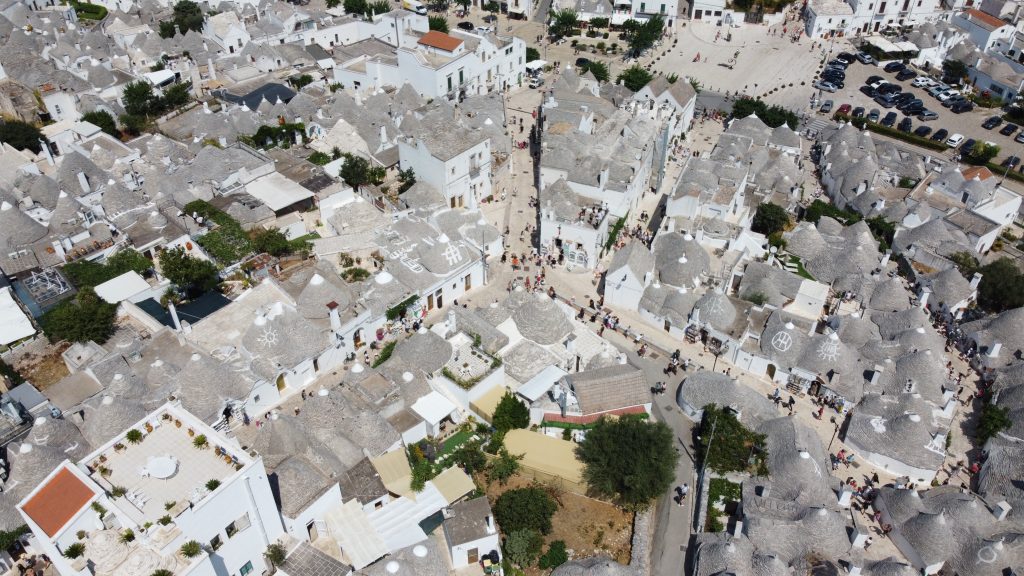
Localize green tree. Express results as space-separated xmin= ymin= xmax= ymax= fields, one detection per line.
xmin=483 ymin=0 xmax=500 ymax=12
xmin=942 ymin=59 xmax=968 ymax=84
xmin=492 ymin=393 xmax=529 ymax=433
xmin=161 ymin=82 xmax=192 ymax=111
xmin=579 ymin=60 xmax=609 ymax=82
xmin=538 ymin=540 xmax=568 ymax=570
xmin=730 ymin=97 xmax=799 ymax=130
xmin=450 ymin=439 xmax=488 ymax=474
xmin=159 ymin=247 xmax=220 ymax=297
xmin=455 ymin=0 xmax=471 ymax=11
xmin=344 ymin=0 xmax=367 ymax=15
xmin=0 ymin=120 xmax=44 ymax=153
xmin=526 ymin=46 xmax=540 ymax=62
xmin=264 ymin=544 xmax=287 ymax=567
xmin=976 ymin=258 xmax=1024 ymax=312
xmin=410 ymin=458 xmax=434 ymax=492
xmin=866 ymin=216 xmax=896 ymax=251
xmin=251 ymin=228 xmax=291 ymax=256
xmin=82 ymin=110 xmax=118 ymax=137
xmin=696 ymin=404 xmax=768 ymax=476
xmin=548 ymin=9 xmax=579 ymax=38
xmin=978 ymin=403 xmax=1012 ymax=444
xmin=118 ymin=114 xmax=146 ymax=136
xmin=616 ymin=65 xmax=653 ymax=92
xmin=397 ymin=167 xmax=417 ymax=193
xmin=503 ymin=529 xmax=544 ymax=568
xmin=949 ymin=251 xmax=979 ymax=276
xmin=123 ymin=81 xmax=156 ymax=117
xmin=751 ymin=202 xmax=790 ymax=236
xmin=340 ymin=153 xmax=373 ymax=191
xmin=368 ymin=0 xmax=390 ymax=13
xmin=158 ymin=21 xmax=177 ymax=38
xmin=963 ymin=141 xmax=1000 ymax=165
xmin=172 ymin=0 xmax=204 ymax=33
xmin=494 ymin=487 xmax=557 ymax=534
xmin=63 ymin=250 xmax=152 ymax=288
xmin=487 ymin=447 xmax=522 ymax=484
xmin=41 ymin=287 xmax=118 ymax=344
xmin=576 ymin=416 xmax=678 ymax=509
xmin=428 ymin=15 xmax=449 ymax=32
xmin=621 ymin=14 xmax=663 ymax=56
xmin=326 ymin=0 xmax=340 ymax=7
xmin=290 ymin=74 xmax=315 ymax=90
xmin=0 ymin=359 xmax=25 ymax=387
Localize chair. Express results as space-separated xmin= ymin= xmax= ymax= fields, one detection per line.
xmin=138 ymin=467 xmax=150 ymax=478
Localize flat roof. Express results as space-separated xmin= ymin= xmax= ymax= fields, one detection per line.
xmin=517 ymin=365 xmax=568 ymax=402
xmin=371 ymin=449 xmax=413 ymax=498
xmin=418 ymin=30 xmax=462 ymax=52
xmin=21 ymin=465 xmax=95 ymax=537
xmin=246 ymin=172 xmax=315 ymax=212
xmin=410 ymin=391 xmax=457 ymax=425
xmin=432 ymin=466 xmax=474 ymax=503
xmin=94 ymin=271 xmax=150 ymax=304
xmin=0 ymin=286 xmax=35 ymax=345
xmin=504 ymin=429 xmax=584 ymax=485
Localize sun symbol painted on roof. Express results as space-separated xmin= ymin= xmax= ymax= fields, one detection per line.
xmin=771 ymin=331 xmax=793 ymax=353
xmin=705 ymin=294 xmax=724 ymax=317
xmin=443 ymin=243 xmax=463 ymax=267
xmin=257 ymin=327 xmax=279 ymax=348
xmin=817 ymin=339 xmax=840 ymax=362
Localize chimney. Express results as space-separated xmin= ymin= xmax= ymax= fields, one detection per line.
xmin=446 ymin=309 xmax=457 ymax=336
xmin=732 ymin=519 xmax=743 ymax=536
xmin=485 ymin=514 xmax=495 ymax=534
xmin=880 ymin=250 xmax=891 ymax=268
xmin=838 ymin=485 xmax=854 ymax=507
xmin=77 ymin=172 xmax=90 ymax=194
xmin=989 ymin=341 xmax=1003 ymax=358
xmin=919 ymin=287 xmax=930 ymax=310
xmin=850 ymin=523 xmax=869 ymax=547
xmin=993 ymin=501 xmax=1012 ymax=521
xmin=168 ymin=302 xmax=182 ymax=332
xmin=970 ymin=272 xmax=982 ymax=290
xmin=327 ymin=301 xmax=341 ymax=332
xmin=379 ymin=124 xmax=387 ymax=146
xmin=207 ymin=57 xmax=216 ymax=80
xmin=870 ymin=365 xmax=883 ymax=386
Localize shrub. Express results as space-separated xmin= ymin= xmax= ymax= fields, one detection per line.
xmin=63 ymin=542 xmax=86 ymax=559
xmin=538 ymin=540 xmax=568 ymax=569
xmin=576 ymin=416 xmax=678 ymax=509
xmin=205 ymin=479 xmax=221 ymax=491
xmin=120 ymin=529 xmax=135 ymax=543
xmin=494 ymin=487 xmax=557 ymax=534
xmin=180 ymin=540 xmax=202 ymax=558
xmin=193 ymin=434 xmax=208 ymax=449
xmin=504 ymin=529 xmax=544 ymax=567
xmin=492 ymin=393 xmax=529 ymax=433
xmin=158 ymin=515 xmax=173 ymax=526
xmin=751 ymin=202 xmax=790 ymax=236
xmin=264 ymin=543 xmax=287 ymax=567
xmin=110 ymin=485 xmax=127 ymax=497
xmin=371 ymin=341 xmax=396 ymax=368
xmin=125 ymin=429 xmax=143 ymax=444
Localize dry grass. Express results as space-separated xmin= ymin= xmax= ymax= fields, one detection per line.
xmin=15 ymin=342 xmax=70 ymax=389
xmin=481 ymin=473 xmax=633 ymax=573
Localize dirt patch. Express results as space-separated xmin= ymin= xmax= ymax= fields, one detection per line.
xmin=14 ymin=342 xmax=70 ymax=389
xmin=480 ymin=474 xmax=633 ymax=572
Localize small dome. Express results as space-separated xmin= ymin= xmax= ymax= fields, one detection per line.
xmin=375 ymin=271 xmax=393 ymax=285
xmin=413 ymin=545 xmax=428 ymax=557
xmin=386 ymin=561 xmax=400 ymax=574
xmin=351 ymin=363 xmax=364 ymax=374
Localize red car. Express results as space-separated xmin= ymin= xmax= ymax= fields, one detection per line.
xmin=837 ymin=103 xmax=853 ymax=116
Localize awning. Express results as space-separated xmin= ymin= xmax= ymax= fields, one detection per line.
xmin=370 ymin=450 xmax=413 ymax=498
xmin=525 ymin=60 xmax=547 ymax=72
xmin=470 ymin=385 xmax=507 ymax=423
xmin=863 ymin=35 xmax=905 ymax=53
xmin=431 ymin=467 xmax=475 ymax=503
xmin=0 ymin=287 xmax=35 ymax=346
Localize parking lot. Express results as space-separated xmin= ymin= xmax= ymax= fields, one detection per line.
xmin=812 ymin=56 xmax=1024 ymax=166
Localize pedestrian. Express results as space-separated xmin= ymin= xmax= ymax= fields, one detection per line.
xmin=816 ymin=405 xmax=824 ymax=419
xmin=871 ymin=472 xmax=880 ymax=486
xmin=864 ymin=536 xmax=873 ymax=550
xmin=681 ymin=483 xmax=689 ymax=499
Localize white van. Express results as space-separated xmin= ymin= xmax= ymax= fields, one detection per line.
xmin=401 ymin=0 xmax=427 ymax=14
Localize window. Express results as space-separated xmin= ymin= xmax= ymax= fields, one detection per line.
xmin=660 ymin=3 xmax=665 ymax=11
xmin=240 ymin=561 xmax=253 ymax=576
xmin=459 ymin=68 xmax=464 ymax=84
xmin=226 ymin=514 xmax=249 ymax=538
xmin=447 ymin=74 xmax=453 ymax=91
xmin=210 ymin=535 xmax=222 ymax=551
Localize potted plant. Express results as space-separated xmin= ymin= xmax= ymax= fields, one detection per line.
xmin=76 ymin=530 xmax=87 ymax=540
xmin=119 ymin=529 xmax=135 ymax=543
xmin=180 ymin=540 xmax=202 ymax=558
xmin=110 ymin=486 xmax=127 ymax=498
xmin=157 ymin=515 xmax=173 ymax=526
xmin=98 ymin=454 xmax=107 ymax=463
xmin=144 ymin=422 xmax=154 ymax=433
xmin=187 ymin=428 xmax=195 ymax=437
xmin=125 ymin=429 xmax=143 ymax=444
xmin=174 ymin=419 xmax=182 ymax=428
xmin=193 ymin=434 xmax=207 ymax=449
xmin=162 ymin=414 xmax=172 ymax=421
xmin=223 ymin=455 xmax=232 ymax=464
xmin=205 ymin=479 xmax=221 ymax=491
xmin=164 ymin=501 xmax=177 ymax=511
xmin=63 ymin=542 xmax=86 ymax=559
xmin=113 ymin=443 xmax=126 ymax=452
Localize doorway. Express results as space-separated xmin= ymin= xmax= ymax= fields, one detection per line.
xmin=766 ymin=364 xmax=776 ymax=380
xmin=307 ymin=521 xmax=318 ymax=541
xmin=435 ymin=289 xmax=443 ymax=309
xmin=467 ymin=548 xmax=479 ymax=564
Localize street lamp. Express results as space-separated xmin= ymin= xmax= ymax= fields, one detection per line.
xmin=827 ymin=416 xmax=840 ymax=451
xmin=711 ymin=341 xmax=730 ymax=373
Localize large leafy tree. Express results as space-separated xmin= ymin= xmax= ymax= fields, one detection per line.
xmin=123 ymin=81 xmax=156 ymax=117
xmin=576 ymin=416 xmax=678 ymax=509
xmin=492 ymin=393 xmax=529 ymax=433
xmin=621 ymin=14 xmax=663 ymax=56
xmin=82 ymin=110 xmax=118 ymax=137
xmin=340 ymin=153 xmax=383 ymax=190
xmin=450 ymin=439 xmax=488 ymax=474
xmin=730 ymin=97 xmax=799 ymax=130
xmin=0 ymin=120 xmax=44 ymax=153
xmin=751 ymin=202 xmax=790 ymax=236
xmin=159 ymin=247 xmax=220 ymax=297
xmin=548 ymin=9 xmax=578 ymax=39
xmin=63 ymin=250 xmax=152 ymax=288
xmin=696 ymin=404 xmax=768 ymax=476
xmin=41 ymin=287 xmax=118 ymax=344
xmin=494 ymin=487 xmax=557 ymax=534
xmin=157 ymin=0 xmax=204 ymax=37
xmin=963 ymin=142 xmax=1000 ymax=165
xmin=428 ymin=15 xmax=449 ymax=33
xmin=978 ymin=404 xmax=1012 ymax=444
xmin=579 ymin=60 xmax=609 ymax=82
xmin=250 ymin=228 xmax=290 ymax=256
xmin=617 ymin=65 xmax=653 ymax=92
xmin=975 ymin=258 xmax=1024 ymax=312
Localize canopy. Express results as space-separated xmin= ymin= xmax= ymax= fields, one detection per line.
xmin=525 ymin=60 xmax=547 ymax=72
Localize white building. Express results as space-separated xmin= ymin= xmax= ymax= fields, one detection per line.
xmin=952 ymin=8 xmax=1015 ymax=52
xmin=17 ymin=403 xmax=286 ymax=576
xmin=804 ymin=0 xmax=946 ymax=38
xmin=397 ymin=111 xmax=493 ymax=210
xmin=559 ymin=0 xmax=679 ymax=26
xmin=442 ymin=497 xmax=500 ymax=569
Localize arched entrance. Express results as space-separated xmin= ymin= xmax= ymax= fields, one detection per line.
xmin=767 ymin=364 xmax=777 ymax=380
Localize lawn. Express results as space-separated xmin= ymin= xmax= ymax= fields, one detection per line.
xmin=441 ymin=429 xmax=473 ymax=455
xmin=787 ymin=255 xmax=815 ymax=280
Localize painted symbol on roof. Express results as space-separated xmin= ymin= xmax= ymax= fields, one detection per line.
xmin=771 ymin=331 xmax=793 ymax=353
xmin=704 ymin=294 xmax=724 ymax=318
xmin=817 ymin=339 xmax=839 ymax=362
xmin=257 ymin=327 xmax=279 ymax=348
xmin=443 ymin=243 xmax=463 ymax=267
xmin=976 ymin=545 xmax=998 ymax=565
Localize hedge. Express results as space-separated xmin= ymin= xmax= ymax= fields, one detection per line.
xmin=985 ymin=162 xmax=1024 ymax=185
xmin=71 ymin=1 xmax=108 ymax=20
xmin=833 ymin=113 xmax=947 ymax=152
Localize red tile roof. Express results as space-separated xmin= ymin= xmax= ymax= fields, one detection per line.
xmin=962 ymin=166 xmax=994 ymax=181
xmin=21 ymin=466 xmax=94 ymax=537
xmin=542 ymin=405 xmax=648 ymax=425
xmin=964 ymin=8 xmax=1007 ymax=30
xmin=418 ymin=30 xmax=463 ymax=52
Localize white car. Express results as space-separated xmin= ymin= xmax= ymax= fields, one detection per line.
xmin=911 ymin=77 xmax=934 ymax=88
xmin=937 ymin=90 xmax=960 ymax=102
xmin=869 ymin=79 xmax=888 ymax=89
xmin=476 ymin=25 xmax=493 ymax=33
xmin=946 ymin=133 xmax=964 ymax=148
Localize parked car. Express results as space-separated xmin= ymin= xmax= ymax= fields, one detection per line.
xmin=852 ymin=106 xmax=866 ymax=118
xmin=865 ymin=75 xmax=884 ymax=86
xmin=529 ymin=77 xmax=545 ymax=89
xmin=1015 ymin=131 xmax=1024 ymax=144
xmin=911 ymin=77 xmax=934 ymax=88
xmin=882 ymin=111 xmax=898 ymax=127
xmin=961 ymin=138 xmax=977 ymax=152
xmin=892 ymin=92 xmax=915 ymax=104
xmin=857 ymin=52 xmax=876 ymax=64
xmin=1000 ymin=123 xmax=1019 ymax=136
xmin=860 ymin=85 xmax=876 ymax=97
xmin=931 ymin=128 xmax=949 ymax=141
xmin=828 ymin=59 xmax=849 ymax=69
xmin=884 ymin=61 xmax=906 ymax=73
xmin=457 ymin=21 xmax=475 ymax=30
xmin=896 ymin=69 xmax=918 ymax=81
xmin=1002 ymin=156 xmax=1021 ymax=169
xmin=869 ymin=79 xmax=889 ymax=89
xmin=927 ymin=85 xmax=949 ymax=97
xmin=868 ymin=108 xmax=881 ymax=122
xmin=837 ymin=103 xmax=852 ymax=115
xmin=875 ymin=93 xmax=898 ymax=108
xmin=820 ymin=99 xmax=834 ymax=113
xmin=815 ymin=81 xmax=838 ymax=93
xmin=901 ymin=102 xmax=925 ymax=116
xmin=917 ymin=110 xmax=939 ymax=121
xmin=897 ymin=117 xmax=913 ymax=132
xmin=914 ymin=125 xmax=933 ymax=138
xmin=942 ymin=95 xmax=966 ymax=108
xmin=937 ymin=90 xmax=960 ymax=102
xmin=822 ymin=68 xmax=846 ymax=79
xmin=837 ymin=52 xmax=857 ymax=64
xmin=945 ymin=133 xmax=964 ymax=147
xmin=983 ymin=116 xmax=1003 ymax=130
xmin=950 ymin=101 xmax=974 ymax=114
xmin=877 ymin=83 xmax=902 ymax=95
